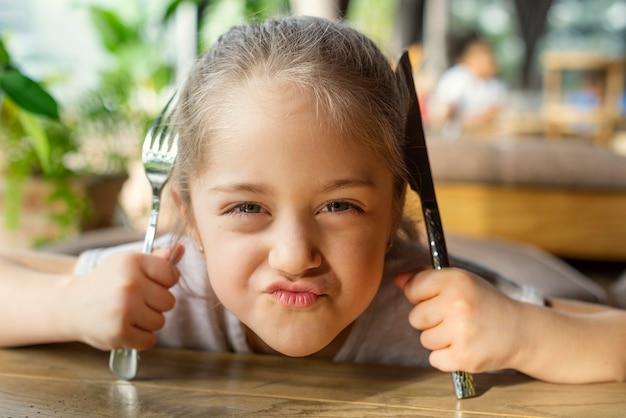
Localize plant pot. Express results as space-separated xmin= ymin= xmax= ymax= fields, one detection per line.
xmin=80 ymin=173 xmax=129 ymax=231
xmin=0 ymin=173 xmax=128 ymax=249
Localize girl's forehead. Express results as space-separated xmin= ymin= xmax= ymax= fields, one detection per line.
xmin=213 ymin=79 xmax=329 ymax=143
xmin=198 ymin=81 xmax=389 ymax=181
xmin=236 ymin=79 xmax=316 ymax=117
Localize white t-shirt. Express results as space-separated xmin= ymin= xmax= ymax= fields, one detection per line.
xmin=74 ymin=234 xmax=543 ymax=367
xmin=429 ymin=64 xmax=507 ymax=123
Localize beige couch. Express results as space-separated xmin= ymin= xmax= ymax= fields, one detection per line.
xmin=422 ymin=137 xmax=626 ymax=261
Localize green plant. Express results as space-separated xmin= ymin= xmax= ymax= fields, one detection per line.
xmin=0 ymin=37 xmax=86 ymax=242
xmin=0 ymin=37 xmax=60 ymax=173
xmin=0 ymin=1 xmax=175 ymax=245
xmin=63 ymin=4 xmax=176 ymax=177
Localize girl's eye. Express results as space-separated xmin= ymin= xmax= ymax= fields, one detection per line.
xmin=322 ymin=201 xmax=361 ymax=213
xmin=231 ymin=203 xmax=263 ymax=214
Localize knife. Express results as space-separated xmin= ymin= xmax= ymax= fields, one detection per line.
xmin=396 ymin=50 xmax=476 ymax=399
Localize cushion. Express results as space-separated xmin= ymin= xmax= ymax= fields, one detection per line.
xmin=447 ymin=232 xmax=607 ymax=303
xmin=611 ymin=271 xmax=626 ymax=308
xmin=428 ymin=137 xmax=626 ymax=190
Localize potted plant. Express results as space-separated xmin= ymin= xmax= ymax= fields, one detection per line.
xmin=0 ymin=37 xmax=92 ymax=247
xmin=0 ymin=32 xmax=143 ymax=247
xmin=0 ymin=0 xmax=189 ymax=249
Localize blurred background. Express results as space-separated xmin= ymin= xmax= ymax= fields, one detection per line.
xmin=1 ymin=0 xmax=626 ymax=293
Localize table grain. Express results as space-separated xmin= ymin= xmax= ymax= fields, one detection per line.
xmin=0 ymin=344 xmax=624 ymax=417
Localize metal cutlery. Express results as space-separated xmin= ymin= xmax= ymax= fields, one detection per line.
xmin=109 ymin=92 xmax=178 ymax=380
xmin=396 ymin=51 xmax=476 ymax=399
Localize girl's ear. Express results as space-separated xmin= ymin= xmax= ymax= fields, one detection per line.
xmin=171 ymin=186 xmax=187 ymax=215
xmin=398 ymin=182 xmax=408 ymax=212
xmin=392 ymin=181 xmax=408 ymax=230
xmin=389 ymin=181 xmax=411 ymax=244
xmin=171 ymin=186 xmax=204 ymax=250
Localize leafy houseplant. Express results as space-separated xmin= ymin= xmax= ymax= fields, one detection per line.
xmin=1 ymin=0 xmax=180 ymax=247
xmin=0 ymin=38 xmax=89 ymax=245
xmin=0 ymin=0 xmax=178 ymax=246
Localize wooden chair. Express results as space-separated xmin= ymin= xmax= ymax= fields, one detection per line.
xmin=542 ymin=51 xmax=625 ymax=144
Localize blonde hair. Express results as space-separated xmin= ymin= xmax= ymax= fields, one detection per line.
xmin=172 ymin=16 xmax=409 ymax=226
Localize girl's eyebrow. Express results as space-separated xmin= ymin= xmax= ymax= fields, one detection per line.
xmin=210 ymin=183 xmax=273 ymax=194
xmin=210 ymin=179 xmax=375 ymax=194
xmin=320 ymin=178 xmax=377 ymax=192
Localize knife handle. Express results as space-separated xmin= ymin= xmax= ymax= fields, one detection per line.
xmin=452 ymin=370 xmax=476 ymax=399
xmin=423 ymin=206 xmax=450 ymax=269
xmin=423 ymin=207 xmax=476 ymax=399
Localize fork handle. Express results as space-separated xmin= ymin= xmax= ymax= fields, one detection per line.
xmin=109 ymin=348 xmax=139 ymax=380
xmin=142 ymin=194 xmax=161 ymax=253
xmin=109 ymin=196 xmax=162 ymax=380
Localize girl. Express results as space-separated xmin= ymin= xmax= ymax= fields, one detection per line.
xmin=1 ymin=16 xmax=624 ymax=384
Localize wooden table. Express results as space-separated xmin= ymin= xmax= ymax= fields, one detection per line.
xmin=1 ymin=344 xmax=624 ymax=417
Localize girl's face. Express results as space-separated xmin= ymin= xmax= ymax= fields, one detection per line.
xmin=188 ymin=80 xmax=396 ymax=357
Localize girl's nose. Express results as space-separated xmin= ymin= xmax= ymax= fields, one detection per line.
xmin=268 ymin=218 xmax=322 ymax=278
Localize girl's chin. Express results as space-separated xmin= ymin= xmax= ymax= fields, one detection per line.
xmin=271 ymin=342 xmax=330 ymax=358
xmin=252 ymin=333 xmax=331 ymax=357
xmin=246 ymin=325 xmax=340 ymax=358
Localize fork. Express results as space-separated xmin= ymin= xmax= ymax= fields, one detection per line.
xmin=109 ymin=93 xmax=179 ymax=380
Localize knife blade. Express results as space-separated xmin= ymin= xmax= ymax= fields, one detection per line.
xmin=396 ymin=50 xmax=476 ymax=399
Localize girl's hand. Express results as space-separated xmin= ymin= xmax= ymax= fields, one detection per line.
xmin=63 ymin=244 xmax=184 ymax=351
xmin=394 ymin=268 xmax=526 ymax=374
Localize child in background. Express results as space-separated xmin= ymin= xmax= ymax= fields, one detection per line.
xmin=0 ymin=16 xmax=624 ymax=384
xmin=428 ymin=32 xmax=507 ymax=137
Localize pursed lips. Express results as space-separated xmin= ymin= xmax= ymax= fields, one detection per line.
xmin=264 ymin=282 xmax=327 ymax=309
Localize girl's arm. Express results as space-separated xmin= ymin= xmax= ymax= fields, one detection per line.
xmin=0 ymin=250 xmax=79 ymax=347
xmin=0 ymin=247 xmax=182 ymax=350
xmin=513 ymin=297 xmax=626 ymax=383
xmin=395 ymin=268 xmax=626 ymax=384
